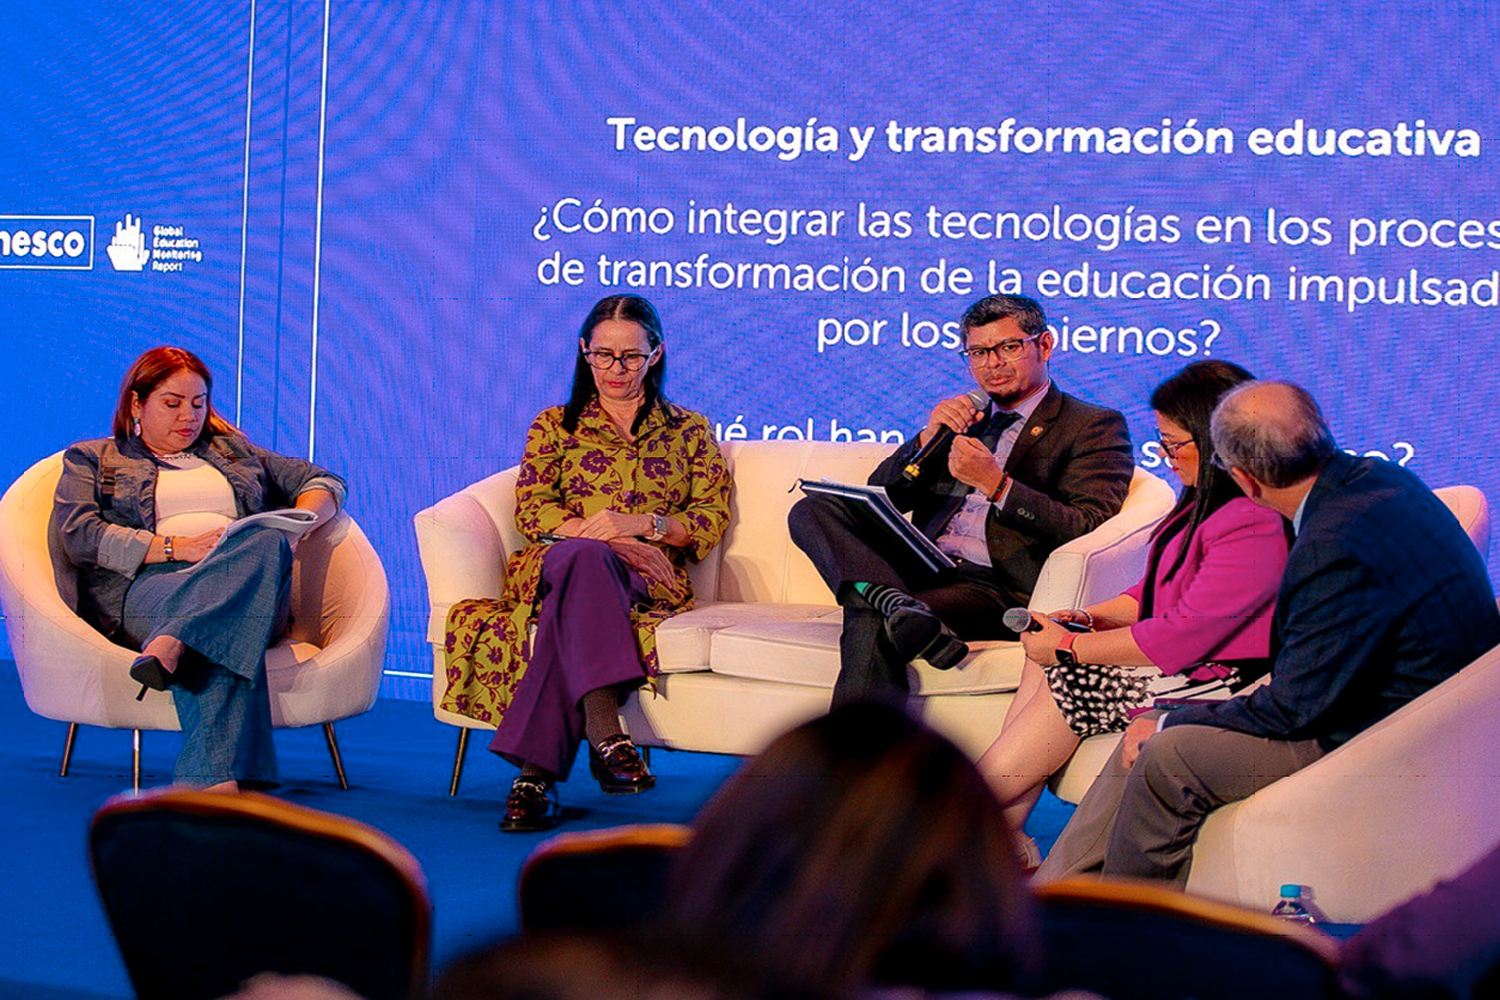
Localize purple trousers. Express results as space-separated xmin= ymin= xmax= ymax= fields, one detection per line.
xmin=489 ymin=538 xmax=650 ymax=778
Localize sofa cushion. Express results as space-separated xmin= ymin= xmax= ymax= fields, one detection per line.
xmin=1050 ymin=732 xmax=1124 ymax=804
xmin=654 ymin=602 xmax=835 ymax=674
xmin=707 ymin=613 xmax=1028 ymax=695
xmin=712 ymin=440 xmax=894 ymax=604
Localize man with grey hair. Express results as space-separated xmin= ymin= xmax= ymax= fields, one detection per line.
xmin=1038 ymin=380 xmax=1500 ymax=885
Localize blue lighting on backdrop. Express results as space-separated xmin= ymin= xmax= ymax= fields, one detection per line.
xmin=3 ymin=1 xmax=1496 ymax=696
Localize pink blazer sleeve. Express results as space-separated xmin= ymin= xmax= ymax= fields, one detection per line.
xmin=1129 ymin=499 xmax=1289 ymax=675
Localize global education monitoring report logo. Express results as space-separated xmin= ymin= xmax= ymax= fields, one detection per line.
xmin=0 ymin=211 xmax=208 ymax=275
xmin=105 ymin=213 xmax=205 ymax=274
xmin=106 ymin=213 xmax=149 ymax=271
xmin=0 ymin=215 xmax=94 ymax=269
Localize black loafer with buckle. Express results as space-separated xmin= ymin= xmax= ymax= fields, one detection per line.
xmin=500 ymin=776 xmax=561 ymax=832
xmin=589 ymin=734 xmax=656 ymax=795
xmin=884 ymin=604 xmax=969 ymax=670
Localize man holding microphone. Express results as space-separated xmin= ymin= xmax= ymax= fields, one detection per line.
xmin=789 ymin=293 xmax=1134 ymax=705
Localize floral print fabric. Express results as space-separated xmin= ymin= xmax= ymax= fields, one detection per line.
xmin=440 ymin=399 xmax=732 ymax=725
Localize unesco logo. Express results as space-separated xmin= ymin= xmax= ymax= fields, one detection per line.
xmin=0 ymin=215 xmax=94 ymax=270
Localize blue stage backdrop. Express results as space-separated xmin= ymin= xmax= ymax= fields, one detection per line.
xmin=3 ymin=1 xmax=1496 ymax=697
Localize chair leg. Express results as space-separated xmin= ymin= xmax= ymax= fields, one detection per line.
xmin=449 ymin=728 xmax=471 ymax=797
xmin=132 ymin=730 xmax=142 ymax=793
xmin=60 ymin=723 xmax=78 ymax=778
xmin=322 ymin=722 xmax=349 ymax=791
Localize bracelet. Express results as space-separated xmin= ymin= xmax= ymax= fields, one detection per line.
xmin=1076 ymin=608 xmax=1094 ymax=630
xmin=986 ymin=475 xmax=1007 ymax=503
xmin=163 ymin=536 xmax=175 ymax=562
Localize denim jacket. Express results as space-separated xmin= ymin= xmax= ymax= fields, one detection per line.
xmin=51 ymin=433 xmax=346 ymax=640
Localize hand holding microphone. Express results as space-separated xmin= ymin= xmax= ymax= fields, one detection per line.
xmin=1002 ymin=608 xmax=1093 ymax=634
xmin=1006 ymin=607 xmax=1093 ymax=668
xmin=902 ymin=389 xmax=990 ymax=482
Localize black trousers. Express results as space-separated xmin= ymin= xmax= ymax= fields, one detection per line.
xmin=788 ymin=493 xmax=1020 ymax=706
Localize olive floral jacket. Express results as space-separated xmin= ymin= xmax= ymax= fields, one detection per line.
xmin=441 ymin=399 xmax=732 ymax=725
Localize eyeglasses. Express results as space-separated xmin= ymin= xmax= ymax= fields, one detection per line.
xmin=1158 ymin=436 xmax=1196 ymax=459
xmin=583 ymin=348 xmax=656 ymax=372
xmin=958 ymin=335 xmax=1039 ymax=366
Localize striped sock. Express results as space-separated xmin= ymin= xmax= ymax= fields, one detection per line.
xmin=853 ymin=581 xmax=915 ymax=617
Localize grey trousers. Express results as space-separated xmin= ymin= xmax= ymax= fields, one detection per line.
xmin=122 ymin=528 xmax=293 ymax=786
xmin=1036 ymin=716 xmax=1325 ymax=886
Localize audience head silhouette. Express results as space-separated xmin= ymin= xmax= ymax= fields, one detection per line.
xmin=435 ymin=932 xmax=785 ymax=1000
xmin=660 ymin=700 xmax=1035 ymax=997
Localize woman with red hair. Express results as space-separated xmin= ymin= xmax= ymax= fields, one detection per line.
xmin=52 ymin=346 xmax=346 ymax=790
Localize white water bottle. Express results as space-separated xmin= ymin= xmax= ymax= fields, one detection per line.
xmin=1272 ymin=884 xmax=1315 ymax=924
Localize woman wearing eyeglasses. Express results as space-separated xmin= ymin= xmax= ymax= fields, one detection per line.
xmin=976 ymin=359 xmax=1290 ymax=869
xmin=441 ymin=295 xmax=732 ymax=831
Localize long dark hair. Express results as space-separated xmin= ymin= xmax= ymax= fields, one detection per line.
xmin=1141 ymin=360 xmax=1256 ymax=614
xmin=112 ymin=346 xmax=240 ymax=447
xmin=660 ymin=701 xmax=1034 ymax=997
xmin=560 ymin=295 xmax=668 ymax=434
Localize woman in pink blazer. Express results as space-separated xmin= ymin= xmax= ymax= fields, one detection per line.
xmin=978 ymin=360 xmax=1290 ymax=868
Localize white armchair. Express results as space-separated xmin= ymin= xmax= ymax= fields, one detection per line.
xmin=0 ymin=452 xmax=390 ymax=790
xmin=1185 ymin=628 xmax=1500 ymax=922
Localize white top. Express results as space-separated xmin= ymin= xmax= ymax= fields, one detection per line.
xmin=155 ymin=456 xmax=236 ymax=537
xmin=935 ymin=382 xmax=1050 ymax=567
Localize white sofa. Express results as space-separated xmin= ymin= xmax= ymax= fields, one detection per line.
xmin=414 ymin=439 xmax=1175 ymax=791
xmin=0 ymin=452 xmax=391 ymax=790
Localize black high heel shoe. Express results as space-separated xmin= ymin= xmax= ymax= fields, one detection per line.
xmin=129 ymin=655 xmax=176 ymax=701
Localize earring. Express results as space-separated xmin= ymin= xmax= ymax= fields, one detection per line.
xmin=132 ymin=417 xmax=141 ymax=436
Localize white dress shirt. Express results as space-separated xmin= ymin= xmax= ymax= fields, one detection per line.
xmin=934 ymin=381 xmax=1050 ymax=567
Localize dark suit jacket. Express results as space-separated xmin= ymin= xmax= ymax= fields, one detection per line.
xmin=869 ymin=382 xmax=1134 ymax=604
xmin=1165 ymin=452 xmax=1500 ymax=748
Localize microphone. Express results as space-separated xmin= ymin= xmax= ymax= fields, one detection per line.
xmin=1003 ymin=608 xmax=1093 ymax=633
xmin=901 ymin=388 xmax=991 ymax=481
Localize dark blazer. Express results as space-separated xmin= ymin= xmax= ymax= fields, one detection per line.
xmin=1165 ymin=452 xmax=1500 ymax=748
xmin=870 ymin=382 xmax=1134 ymax=604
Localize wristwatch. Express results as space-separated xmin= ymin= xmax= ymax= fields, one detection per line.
xmin=1055 ymin=630 xmax=1079 ymax=668
xmin=645 ymin=513 xmax=668 ymax=542
xmin=163 ymin=536 xmax=176 ymax=562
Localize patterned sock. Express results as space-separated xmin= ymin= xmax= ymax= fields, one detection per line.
xmin=854 ymin=581 xmax=918 ymax=618
xmin=582 ymin=686 xmax=625 ymax=749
